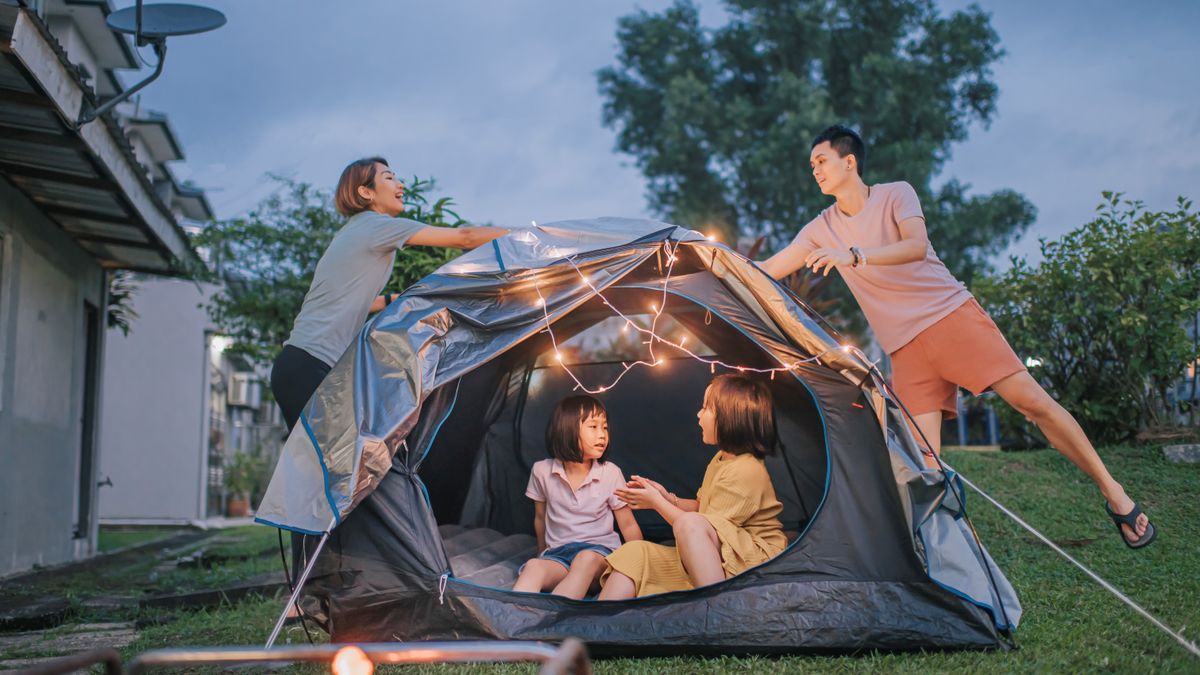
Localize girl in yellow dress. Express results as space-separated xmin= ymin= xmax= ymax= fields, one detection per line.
xmin=599 ymin=374 xmax=787 ymax=599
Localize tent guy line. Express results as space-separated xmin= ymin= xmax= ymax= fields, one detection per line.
xmin=865 ymin=360 xmax=1200 ymax=660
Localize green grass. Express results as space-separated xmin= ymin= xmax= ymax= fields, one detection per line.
xmin=120 ymin=445 xmax=1200 ymax=673
xmin=97 ymin=526 xmax=176 ymax=553
xmin=15 ymin=446 xmax=1200 ymax=673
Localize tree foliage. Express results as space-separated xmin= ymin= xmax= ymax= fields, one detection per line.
xmin=598 ymin=0 xmax=1037 ymax=329
xmin=191 ymin=176 xmax=465 ymax=368
xmin=974 ymin=194 xmax=1200 ymax=445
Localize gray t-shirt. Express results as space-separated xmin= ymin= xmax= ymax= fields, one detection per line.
xmin=284 ymin=211 xmax=425 ymax=366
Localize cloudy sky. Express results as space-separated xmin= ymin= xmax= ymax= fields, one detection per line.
xmin=122 ymin=0 xmax=1200 ymax=264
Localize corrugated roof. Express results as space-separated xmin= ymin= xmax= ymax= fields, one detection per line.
xmin=0 ymin=3 xmax=201 ymax=275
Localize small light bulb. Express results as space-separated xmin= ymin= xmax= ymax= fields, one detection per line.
xmin=656 ymin=358 xmax=665 ymax=366
xmin=331 ymin=646 xmax=374 ymax=675
xmin=679 ymin=335 xmax=688 ymax=346
xmin=650 ymin=303 xmax=658 ymax=312
xmin=535 ymin=297 xmax=545 ymax=307
xmin=706 ymin=234 xmax=716 ymax=242
xmin=840 ymin=344 xmax=852 ymax=353
xmin=737 ymin=366 xmax=746 ymax=372
xmin=770 ymin=370 xmax=776 ymax=380
xmin=555 ymin=351 xmax=563 ymax=362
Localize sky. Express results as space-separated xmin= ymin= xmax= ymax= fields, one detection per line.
xmin=120 ymin=0 xmax=1200 ymax=265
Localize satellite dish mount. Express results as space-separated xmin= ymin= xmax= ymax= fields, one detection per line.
xmin=74 ymin=1 xmax=225 ymax=127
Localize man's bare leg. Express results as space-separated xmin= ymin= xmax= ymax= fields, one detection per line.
xmin=910 ymin=411 xmax=943 ymax=468
xmin=988 ymin=371 xmax=1148 ymax=542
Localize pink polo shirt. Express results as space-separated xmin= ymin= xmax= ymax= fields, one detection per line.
xmin=525 ymin=459 xmax=627 ymax=550
xmin=790 ymin=181 xmax=972 ymax=354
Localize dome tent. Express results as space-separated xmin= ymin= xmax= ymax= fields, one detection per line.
xmin=255 ymin=218 xmax=1021 ymax=653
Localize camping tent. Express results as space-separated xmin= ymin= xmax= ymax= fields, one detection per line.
xmin=256 ymin=218 xmax=1021 ymax=653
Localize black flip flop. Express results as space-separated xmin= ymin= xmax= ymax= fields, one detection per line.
xmin=1105 ymin=502 xmax=1157 ymax=549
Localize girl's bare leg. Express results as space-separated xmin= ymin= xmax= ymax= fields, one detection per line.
xmin=598 ymin=571 xmax=636 ymax=600
xmin=512 ymin=559 xmax=568 ymax=593
xmin=551 ymin=551 xmax=608 ymax=599
xmin=673 ymin=513 xmax=725 ymax=587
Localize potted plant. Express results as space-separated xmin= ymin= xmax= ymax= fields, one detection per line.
xmin=224 ymin=451 xmax=262 ymax=517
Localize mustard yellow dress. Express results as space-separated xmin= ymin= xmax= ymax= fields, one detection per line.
xmin=603 ymin=451 xmax=786 ymax=597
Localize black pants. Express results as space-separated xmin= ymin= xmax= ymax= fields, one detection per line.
xmin=270 ymin=345 xmax=331 ymax=432
xmin=269 ymin=344 xmax=332 ymax=586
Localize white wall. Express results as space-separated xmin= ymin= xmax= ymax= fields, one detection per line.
xmin=98 ymin=278 xmax=215 ymax=524
xmin=0 ymin=178 xmax=105 ymax=577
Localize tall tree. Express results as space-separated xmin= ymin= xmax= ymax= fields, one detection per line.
xmin=598 ymin=0 xmax=1035 ymax=288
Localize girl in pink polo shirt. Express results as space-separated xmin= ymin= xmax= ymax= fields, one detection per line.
xmin=512 ymin=395 xmax=643 ymax=599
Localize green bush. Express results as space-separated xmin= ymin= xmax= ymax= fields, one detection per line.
xmin=973 ymin=193 xmax=1200 ymax=446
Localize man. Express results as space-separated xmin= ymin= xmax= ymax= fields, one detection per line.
xmin=760 ymin=125 xmax=1154 ymax=548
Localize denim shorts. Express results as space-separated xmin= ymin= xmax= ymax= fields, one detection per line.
xmin=534 ymin=542 xmax=613 ymax=571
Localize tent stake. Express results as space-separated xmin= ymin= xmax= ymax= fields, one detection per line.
xmin=266 ymin=520 xmax=336 ymax=649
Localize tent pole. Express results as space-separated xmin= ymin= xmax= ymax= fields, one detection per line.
xmin=265 ymin=519 xmax=336 ymax=649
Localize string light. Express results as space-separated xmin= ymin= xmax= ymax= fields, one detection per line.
xmin=532 ymin=239 xmax=852 ymax=395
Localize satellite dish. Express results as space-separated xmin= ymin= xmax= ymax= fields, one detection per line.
xmin=106 ymin=3 xmax=226 ymax=41
xmin=75 ymin=2 xmax=226 ymax=127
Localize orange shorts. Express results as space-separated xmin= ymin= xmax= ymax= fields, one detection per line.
xmin=890 ymin=298 xmax=1026 ymax=419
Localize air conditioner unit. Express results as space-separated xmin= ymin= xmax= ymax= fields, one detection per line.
xmin=228 ymin=372 xmax=261 ymax=408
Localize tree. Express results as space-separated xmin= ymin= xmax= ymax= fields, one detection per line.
xmin=973 ymin=194 xmax=1200 ymax=445
xmin=191 ymin=176 xmax=466 ymax=368
xmin=597 ymin=0 xmax=1036 ymax=327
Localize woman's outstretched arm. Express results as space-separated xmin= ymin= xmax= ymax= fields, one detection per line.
xmin=408 ymin=225 xmax=509 ymax=249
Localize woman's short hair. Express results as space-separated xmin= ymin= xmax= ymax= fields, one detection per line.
xmin=705 ymin=374 xmax=779 ymax=458
xmin=335 ymin=156 xmax=389 ymax=217
xmin=545 ymin=395 xmax=609 ymax=464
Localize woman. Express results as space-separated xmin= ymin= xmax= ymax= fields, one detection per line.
xmin=270 ymin=156 xmax=507 ymax=431
xmin=598 ymin=374 xmax=788 ymax=599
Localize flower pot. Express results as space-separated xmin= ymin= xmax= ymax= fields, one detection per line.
xmin=227 ymin=496 xmax=250 ymax=518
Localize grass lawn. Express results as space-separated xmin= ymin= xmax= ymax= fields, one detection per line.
xmin=109 ymin=444 xmax=1200 ymax=673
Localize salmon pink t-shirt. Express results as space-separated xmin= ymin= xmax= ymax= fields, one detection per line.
xmin=525 ymin=459 xmax=627 ymax=550
xmin=789 ymin=181 xmax=972 ymax=354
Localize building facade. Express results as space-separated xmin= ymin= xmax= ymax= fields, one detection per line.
xmin=0 ymin=0 xmax=202 ymax=576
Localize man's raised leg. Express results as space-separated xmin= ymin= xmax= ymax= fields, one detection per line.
xmin=989 ymin=370 xmax=1149 ymax=543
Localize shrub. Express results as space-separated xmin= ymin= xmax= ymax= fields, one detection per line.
xmin=973 ymin=194 xmax=1200 ymax=446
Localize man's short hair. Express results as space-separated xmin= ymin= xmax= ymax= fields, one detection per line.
xmin=811 ymin=125 xmax=866 ymax=176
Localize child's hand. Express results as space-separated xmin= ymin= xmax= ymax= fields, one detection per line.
xmin=615 ymin=483 xmax=663 ymax=510
xmin=629 ymin=475 xmax=669 ymax=500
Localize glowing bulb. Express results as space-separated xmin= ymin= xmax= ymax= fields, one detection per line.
xmin=535 ymin=297 xmax=545 ymax=307
xmin=770 ymin=370 xmax=776 ymax=380
xmin=737 ymin=366 xmax=746 ymax=372
xmin=331 ymin=646 xmax=374 ymax=675
xmin=710 ymin=363 xmax=716 ymax=373
xmin=840 ymin=344 xmax=852 ymax=353
xmin=656 ymin=358 xmax=665 ymax=366
xmin=622 ymin=322 xmax=629 ymax=333
xmin=650 ymin=303 xmax=658 ymax=312
xmin=679 ymin=335 xmax=687 ymax=346
xmin=555 ymin=351 xmax=563 ymax=362
xmin=706 ymin=233 xmax=716 ymax=242
xmin=598 ymin=386 xmax=607 ymax=392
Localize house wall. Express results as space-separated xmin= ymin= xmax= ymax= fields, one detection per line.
xmin=98 ymin=278 xmax=214 ymax=524
xmin=0 ymin=177 xmax=105 ymax=577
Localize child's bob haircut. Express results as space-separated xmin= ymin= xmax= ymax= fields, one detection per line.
xmin=704 ymin=374 xmax=779 ymax=459
xmin=545 ymin=395 xmax=609 ymax=464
